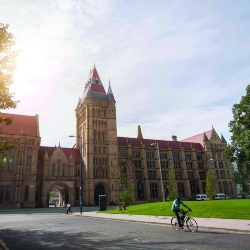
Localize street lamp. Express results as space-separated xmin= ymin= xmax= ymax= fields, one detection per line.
xmin=69 ymin=135 xmax=83 ymax=214
xmin=151 ymin=142 xmax=165 ymax=202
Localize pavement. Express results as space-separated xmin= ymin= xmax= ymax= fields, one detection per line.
xmin=72 ymin=207 xmax=250 ymax=234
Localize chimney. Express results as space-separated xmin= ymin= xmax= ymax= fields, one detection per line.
xmin=172 ymin=135 xmax=177 ymax=141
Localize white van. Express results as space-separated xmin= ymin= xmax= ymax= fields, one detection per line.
xmin=215 ymin=193 xmax=229 ymax=200
xmin=195 ymin=194 xmax=210 ymax=201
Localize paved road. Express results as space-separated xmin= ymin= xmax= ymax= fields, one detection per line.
xmin=0 ymin=207 xmax=250 ymax=250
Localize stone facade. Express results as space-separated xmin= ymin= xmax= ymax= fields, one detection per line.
xmin=0 ymin=66 xmax=237 ymax=208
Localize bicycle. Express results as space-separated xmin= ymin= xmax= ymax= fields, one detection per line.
xmin=171 ymin=210 xmax=198 ymax=232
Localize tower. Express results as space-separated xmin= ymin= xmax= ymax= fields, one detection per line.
xmin=75 ymin=66 xmax=119 ymax=205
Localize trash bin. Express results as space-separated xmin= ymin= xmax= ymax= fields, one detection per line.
xmin=99 ymin=195 xmax=106 ymax=211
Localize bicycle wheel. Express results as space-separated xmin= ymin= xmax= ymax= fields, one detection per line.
xmin=171 ymin=217 xmax=179 ymax=230
xmin=186 ymin=218 xmax=198 ymax=232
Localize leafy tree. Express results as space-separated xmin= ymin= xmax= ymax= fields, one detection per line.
xmin=49 ymin=188 xmax=58 ymax=198
xmin=205 ymin=170 xmax=216 ymax=199
xmin=224 ymin=85 xmax=250 ymax=178
xmin=117 ymin=166 xmax=134 ymax=209
xmin=167 ymin=165 xmax=178 ymax=201
xmin=0 ymin=23 xmax=19 ymax=164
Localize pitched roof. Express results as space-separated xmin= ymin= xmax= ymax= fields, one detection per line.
xmin=38 ymin=146 xmax=80 ymax=163
xmin=0 ymin=112 xmax=39 ymax=137
xmin=181 ymin=130 xmax=212 ymax=146
xmin=118 ymin=137 xmax=204 ymax=151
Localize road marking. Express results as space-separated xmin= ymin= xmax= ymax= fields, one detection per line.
xmin=0 ymin=238 xmax=9 ymax=250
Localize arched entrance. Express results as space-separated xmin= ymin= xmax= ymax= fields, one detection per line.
xmin=94 ymin=184 xmax=105 ymax=206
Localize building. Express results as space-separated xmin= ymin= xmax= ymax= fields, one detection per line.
xmin=0 ymin=66 xmax=237 ymax=208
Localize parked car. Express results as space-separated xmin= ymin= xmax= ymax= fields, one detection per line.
xmin=195 ymin=194 xmax=210 ymax=201
xmin=215 ymin=193 xmax=229 ymax=200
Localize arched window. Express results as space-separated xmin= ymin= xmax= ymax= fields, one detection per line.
xmin=9 ymin=157 xmax=14 ymax=171
xmin=52 ymin=163 xmax=55 ymax=176
xmin=57 ymin=160 xmax=60 ymax=176
xmin=62 ymin=164 xmax=65 ymax=176
xmin=26 ymin=148 xmax=32 ymax=172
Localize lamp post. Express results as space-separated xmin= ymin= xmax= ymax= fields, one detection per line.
xmin=151 ymin=142 xmax=165 ymax=202
xmin=69 ymin=135 xmax=83 ymax=214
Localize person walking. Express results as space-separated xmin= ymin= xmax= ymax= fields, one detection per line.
xmin=172 ymin=197 xmax=191 ymax=229
xmin=67 ymin=202 xmax=72 ymax=214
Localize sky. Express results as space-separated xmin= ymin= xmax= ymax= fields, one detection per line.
xmin=1 ymin=0 xmax=250 ymax=147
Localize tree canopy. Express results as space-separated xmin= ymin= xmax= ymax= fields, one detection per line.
xmin=224 ymin=85 xmax=250 ymax=177
xmin=167 ymin=165 xmax=178 ymax=201
xmin=0 ymin=23 xmax=19 ymax=163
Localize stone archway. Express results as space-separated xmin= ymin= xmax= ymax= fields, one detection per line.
xmin=94 ymin=184 xmax=105 ymax=206
xmin=43 ymin=182 xmax=72 ymax=208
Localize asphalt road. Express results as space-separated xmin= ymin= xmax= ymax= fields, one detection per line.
xmin=0 ymin=208 xmax=249 ymax=250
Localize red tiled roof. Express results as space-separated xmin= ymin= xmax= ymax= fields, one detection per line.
xmin=181 ymin=130 xmax=212 ymax=146
xmin=90 ymin=84 xmax=106 ymax=94
xmin=0 ymin=113 xmax=39 ymax=137
xmin=118 ymin=137 xmax=204 ymax=151
xmin=88 ymin=67 xmax=100 ymax=80
xmin=38 ymin=146 xmax=80 ymax=163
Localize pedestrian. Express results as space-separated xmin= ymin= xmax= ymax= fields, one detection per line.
xmin=67 ymin=202 xmax=72 ymax=214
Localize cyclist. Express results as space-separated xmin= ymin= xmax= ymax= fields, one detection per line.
xmin=172 ymin=197 xmax=192 ymax=229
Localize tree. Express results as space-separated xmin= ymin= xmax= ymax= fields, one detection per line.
xmin=0 ymin=23 xmax=19 ymax=164
xmin=167 ymin=165 xmax=178 ymax=201
xmin=117 ymin=166 xmax=134 ymax=209
xmin=224 ymin=85 xmax=250 ymax=180
xmin=205 ymin=170 xmax=216 ymax=199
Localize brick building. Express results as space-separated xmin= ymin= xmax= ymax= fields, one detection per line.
xmin=0 ymin=66 xmax=236 ymax=208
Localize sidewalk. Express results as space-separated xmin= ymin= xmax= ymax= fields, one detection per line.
xmin=74 ymin=210 xmax=250 ymax=233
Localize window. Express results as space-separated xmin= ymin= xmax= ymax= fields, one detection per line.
xmin=218 ymin=182 xmax=222 ymax=193
xmin=57 ymin=160 xmax=60 ymax=176
xmin=146 ymin=152 xmax=154 ymax=159
xmin=186 ymin=162 xmax=193 ymax=169
xmin=160 ymin=153 xmax=167 ymax=159
xmin=185 ymin=154 xmax=191 ymax=160
xmin=133 ymin=160 xmax=141 ymax=169
xmin=103 ymin=147 xmax=106 ymax=154
xmin=198 ymin=162 xmax=203 ymax=169
xmin=0 ymin=186 xmax=4 ymax=202
xmin=9 ymin=157 xmax=14 ymax=171
xmin=52 ymin=163 xmax=55 ymax=176
xmin=132 ymin=151 xmax=140 ymax=158
xmin=199 ymin=171 xmax=206 ymax=180
xmin=161 ymin=161 xmax=168 ymax=169
xmin=148 ymin=170 xmax=156 ymax=180
xmin=26 ymin=148 xmax=32 ymax=172
xmin=174 ymin=161 xmax=181 ymax=169
xmin=35 ymin=188 xmax=40 ymax=202
xmin=75 ymin=187 xmax=79 ymax=201
xmin=175 ymin=171 xmax=182 ymax=180
xmin=62 ymin=164 xmax=65 ymax=176
xmin=150 ymin=183 xmax=158 ymax=198
xmin=187 ymin=171 xmax=194 ymax=180
xmin=135 ymin=170 xmax=142 ymax=180
xmin=173 ymin=153 xmax=179 ymax=160
xmin=5 ymin=186 xmax=10 ymax=201
xmin=2 ymin=158 xmax=7 ymax=170
xmin=24 ymin=186 xmax=29 ymax=201
xmin=119 ymin=151 xmax=126 ymax=156
xmin=162 ymin=170 xmax=168 ymax=180
xmin=147 ymin=161 xmax=155 ymax=169
xmin=197 ymin=154 xmax=202 ymax=160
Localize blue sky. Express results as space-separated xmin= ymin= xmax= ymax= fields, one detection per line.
xmin=1 ymin=0 xmax=250 ymax=146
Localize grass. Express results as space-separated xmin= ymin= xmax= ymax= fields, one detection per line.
xmin=101 ymin=199 xmax=250 ymax=220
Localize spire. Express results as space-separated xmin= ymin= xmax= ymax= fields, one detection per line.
xmin=87 ymin=65 xmax=101 ymax=84
xmin=221 ymin=134 xmax=227 ymax=143
xmin=137 ymin=125 xmax=143 ymax=139
xmin=107 ymin=79 xmax=115 ymax=100
xmin=203 ymin=132 xmax=209 ymax=142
